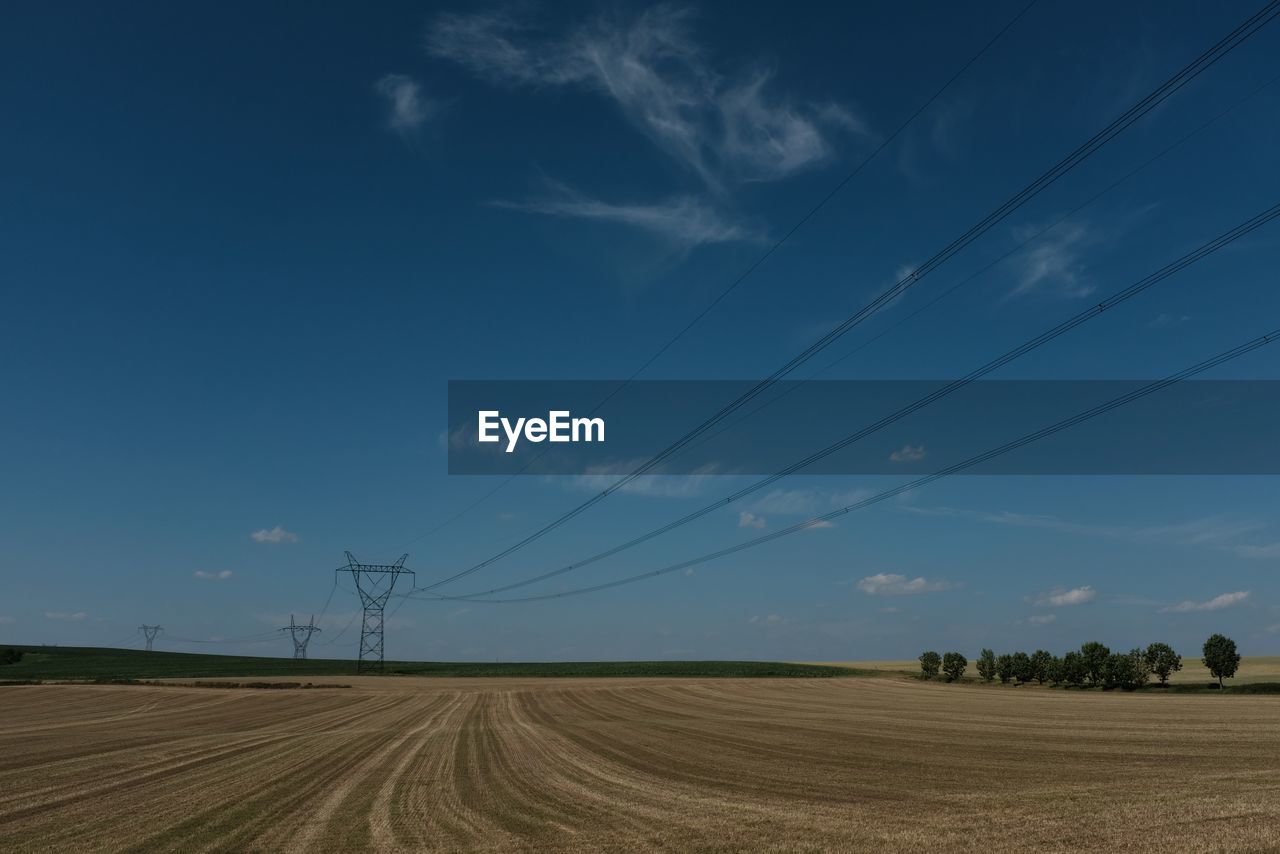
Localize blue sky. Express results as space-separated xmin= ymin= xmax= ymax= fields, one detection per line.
xmin=3 ymin=1 xmax=1280 ymax=661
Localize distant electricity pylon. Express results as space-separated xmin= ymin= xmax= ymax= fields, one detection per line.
xmin=341 ymin=551 xmax=413 ymax=674
xmin=139 ymin=625 xmax=163 ymax=652
xmin=280 ymin=614 xmax=322 ymax=660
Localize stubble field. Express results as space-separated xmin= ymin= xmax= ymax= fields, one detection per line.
xmin=2 ymin=676 xmax=1278 ymax=852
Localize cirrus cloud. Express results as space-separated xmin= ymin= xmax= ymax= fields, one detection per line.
xmin=374 ymin=73 xmax=434 ymax=132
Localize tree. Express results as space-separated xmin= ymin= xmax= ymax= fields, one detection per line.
xmin=1143 ymin=642 xmax=1182 ymax=686
xmin=942 ymin=652 xmax=968 ymax=683
xmin=1103 ymin=649 xmax=1148 ymax=690
xmin=1079 ymin=641 xmax=1111 ymax=687
xmin=996 ymin=654 xmax=1014 ymax=684
xmin=1046 ymin=655 xmax=1065 ymax=685
xmin=919 ymin=650 xmax=942 ymax=679
xmin=1061 ymin=651 xmax=1086 ymax=687
xmin=1202 ymin=634 xmax=1241 ymax=688
xmin=0 ymin=648 xmax=22 ymax=666
xmin=1030 ymin=650 xmax=1053 ymax=685
xmin=1011 ymin=651 xmax=1033 ymax=684
xmin=976 ymin=648 xmax=997 ymax=683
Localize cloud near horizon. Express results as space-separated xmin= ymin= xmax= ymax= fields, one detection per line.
xmin=251 ymin=526 xmax=299 ymax=544
xmin=193 ymin=570 xmax=234 ymax=581
xmin=1035 ymin=586 xmax=1096 ymax=607
xmin=856 ymin=573 xmax=953 ymax=596
xmin=1161 ymin=591 xmax=1250 ymax=613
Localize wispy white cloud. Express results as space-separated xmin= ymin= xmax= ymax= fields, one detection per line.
xmin=251 ymin=526 xmax=299 ymax=544
xmin=374 ymin=73 xmax=434 ymax=132
xmin=1149 ymin=313 xmax=1190 ymax=329
xmin=1233 ymin=542 xmax=1280 ymax=559
xmin=562 ymin=460 xmax=720 ymax=498
xmin=856 ymin=573 xmax=954 ymax=596
xmin=1161 ymin=591 xmax=1250 ymax=613
xmin=45 ymin=611 xmax=87 ymax=621
xmin=495 ymin=181 xmax=754 ymax=248
xmin=193 ymin=570 xmax=234 ymax=581
xmin=906 ymin=506 xmax=1264 ymax=549
xmin=1028 ymin=614 xmax=1057 ymax=625
xmin=748 ymin=613 xmax=786 ymax=626
xmin=1007 ymin=221 xmax=1095 ymax=299
xmin=427 ymin=6 xmax=864 ymax=185
xmin=751 ymin=487 xmax=873 ymax=515
xmin=1035 ymin=586 xmax=1095 ymax=607
xmin=889 ymin=444 xmax=926 ymax=463
xmin=738 ymin=511 xmax=766 ymax=529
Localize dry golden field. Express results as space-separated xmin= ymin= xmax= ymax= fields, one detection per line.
xmin=2 ymin=676 xmax=1279 ymax=852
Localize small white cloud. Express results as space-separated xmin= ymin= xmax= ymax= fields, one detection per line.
xmin=1161 ymin=591 xmax=1250 ymax=613
xmin=1028 ymin=614 xmax=1057 ymax=625
xmin=683 ymin=568 xmax=695 ymax=577
xmin=45 ymin=611 xmax=88 ymax=621
xmin=738 ymin=511 xmax=766 ymax=529
xmin=1035 ymin=586 xmax=1096 ymax=607
xmin=193 ymin=570 xmax=234 ymax=581
xmin=251 ymin=526 xmax=299 ymax=544
xmin=1007 ymin=222 xmax=1095 ymax=299
xmin=856 ymin=573 xmax=953 ymax=596
xmin=1149 ymin=313 xmax=1190 ymax=328
xmin=751 ymin=487 xmax=872 ymax=515
xmin=889 ymin=444 xmax=926 ymax=463
xmin=374 ymin=73 xmax=434 ymax=132
xmin=563 ymin=460 xmax=718 ymax=498
xmin=749 ymin=614 xmax=785 ymax=626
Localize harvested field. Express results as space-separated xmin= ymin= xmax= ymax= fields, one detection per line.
xmin=2 ymin=677 xmax=1278 ymax=852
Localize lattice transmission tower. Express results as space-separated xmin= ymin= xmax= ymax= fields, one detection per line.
xmin=340 ymin=551 xmax=413 ymax=673
xmin=139 ymin=624 xmax=163 ymax=652
xmin=280 ymin=614 xmax=322 ymax=660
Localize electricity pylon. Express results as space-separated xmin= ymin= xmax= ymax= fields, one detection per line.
xmin=340 ymin=551 xmax=413 ymax=674
xmin=139 ymin=625 xmax=163 ymax=652
xmin=280 ymin=614 xmax=322 ymax=660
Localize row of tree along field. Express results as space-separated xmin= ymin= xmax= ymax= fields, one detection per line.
xmin=918 ymin=634 xmax=1243 ymax=689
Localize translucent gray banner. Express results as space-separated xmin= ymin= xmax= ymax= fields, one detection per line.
xmin=446 ymin=380 xmax=1280 ymax=475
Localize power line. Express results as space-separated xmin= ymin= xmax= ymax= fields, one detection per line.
xmin=668 ymin=68 xmax=1280 ymax=467
xmin=393 ymin=0 xmax=1041 ymax=551
xmin=413 ymin=202 xmax=1280 ymax=599
xmin=422 ymin=0 xmax=1280 ymax=591
xmin=427 ymin=326 xmax=1280 ymax=603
